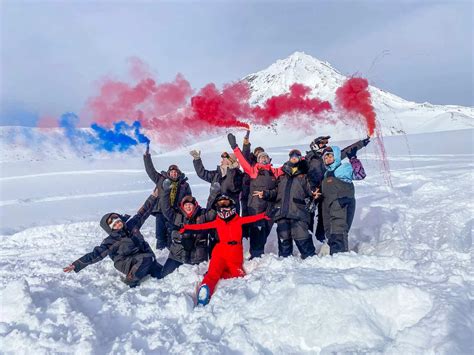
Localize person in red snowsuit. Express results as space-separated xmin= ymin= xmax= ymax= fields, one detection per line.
xmin=227 ymin=133 xmax=284 ymax=258
xmin=180 ymin=195 xmax=269 ymax=305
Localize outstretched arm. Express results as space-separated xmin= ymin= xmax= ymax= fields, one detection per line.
xmin=240 ymin=212 xmax=270 ymax=225
xmin=65 ymin=238 xmax=113 ymax=273
xmin=180 ymin=220 xmax=218 ymax=233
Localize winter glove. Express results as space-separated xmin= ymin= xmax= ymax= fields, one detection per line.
xmin=243 ymin=129 xmax=250 ymax=145
xmin=189 ymin=149 xmax=201 ymax=160
xmin=362 ymin=136 xmax=371 ymax=147
xmin=266 ymin=207 xmax=280 ymax=220
xmin=227 ymin=133 xmax=238 ymax=149
xmin=346 ymin=147 xmax=358 ymax=159
xmin=145 ymin=142 xmax=150 ymax=155
xmin=162 ymin=178 xmax=172 ymax=191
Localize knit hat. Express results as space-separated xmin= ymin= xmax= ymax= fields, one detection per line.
xmin=257 ymin=151 xmax=270 ymax=162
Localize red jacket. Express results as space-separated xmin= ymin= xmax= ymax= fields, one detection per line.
xmin=233 ymin=147 xmax=284 ymax=180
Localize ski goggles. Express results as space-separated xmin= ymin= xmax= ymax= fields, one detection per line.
xmin=108 ymin=217 xmax=122 ymax=229
xmin=289 ymin=149 xmax=302 ymax=158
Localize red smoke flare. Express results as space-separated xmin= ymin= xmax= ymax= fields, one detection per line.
xmin=335 ymin=77 xmax=376 ymax=136
xmin=251 ymin=83 xmax=332 ymax=125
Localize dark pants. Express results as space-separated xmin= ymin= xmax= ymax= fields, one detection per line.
xmin=161 ymin=258 xmax=184 ymax=278
xmin=249 ymin=219 xmax=273 ymax=258
xmin=323 ymin=197 xmax=356 ymax=254
xmin=155 ymin=213 xmax=171 ymax=250
xmin=127 ymin=256 xmax=162 ymax=287
xmin=276 ymin=219 xmax=315 ymax=259
xmin=315 ymin=203 xmax=326 ymax=241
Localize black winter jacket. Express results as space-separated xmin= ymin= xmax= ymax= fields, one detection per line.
xmin=162 ymin=189 xmax=217 ymax=264
xmin=193 ymin=158 xmax=243 ymax=209
xmin=265 ymin=160 xmax=315 ymax=224
xmin=305 ymin=139 xmax=366 ymax=189
xmin=144 ymin=153 xmax=192 ymax=214
xmin=73 ymin=195 xmax=157 ymax=274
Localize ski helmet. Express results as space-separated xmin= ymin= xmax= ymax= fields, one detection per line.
xmin=215 ymin=195 xmax=237 ymax=220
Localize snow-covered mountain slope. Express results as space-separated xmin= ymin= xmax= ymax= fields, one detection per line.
xmin=244 ymin=52 xmax=473 ymax=136
xmin=1 ymin=52 xmax=472 ymax=162
xmin=0 ymin=130 xmax=472 ymax=353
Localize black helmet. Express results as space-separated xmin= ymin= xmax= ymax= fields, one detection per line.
xmin=214 ymin=194 xmax=237 ymax=220
xmin=310 ymin=136 xmax=331 ymax=151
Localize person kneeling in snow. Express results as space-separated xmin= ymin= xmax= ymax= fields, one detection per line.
xmin=160 ymin=179 xmax=219 ymax=278
xmin=179 ymin=195 xmax=270 ymax=306
xmin=320 ymin=146 xmax=366 ymax=254
xmin=63 ymin=190 xmax=163 ymax=288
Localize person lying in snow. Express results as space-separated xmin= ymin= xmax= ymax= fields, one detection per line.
xmin=63 ymin=190 xmax=162 ymax=288
xmin=179 ymin=194 xmax=270 ymax=306
xmin=160 ymin=179 xmax=219 ymax=278
xmin=320 ymin=146 xmax=366 ymax=254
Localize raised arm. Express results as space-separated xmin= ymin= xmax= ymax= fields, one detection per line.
xmin=193 ymin=157 xmax=217 ymax=183
xmin=143 ymin=152 xmax=164 ymax=183
xmin=341 ymin=137 xmax=370 ymax=160
xmin=127 ymin=190 xmax=159 ymax=230
xmin=242 ymin=129 xmax=251 ymax=160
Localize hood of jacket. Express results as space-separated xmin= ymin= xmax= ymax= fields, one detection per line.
xmin=324 ymin=146 xmax=342 ymax=172
xmin=100 ymin=212 xmax=130 ymax=236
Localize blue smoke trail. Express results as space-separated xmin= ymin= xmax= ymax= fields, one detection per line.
xmin=59 ymin=113 xmax=150 ymax=152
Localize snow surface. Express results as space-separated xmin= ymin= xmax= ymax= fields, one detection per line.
xmin=1 ymin=129 xmax=473 ymax=354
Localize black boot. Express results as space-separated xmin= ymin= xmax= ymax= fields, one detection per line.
xmin=328 ymin=234 xmax=345 ymax=255
xmin=278 ymin=238 xmax=293 ymax=257
xmin=295 ymin=238 xmax=316 ymax=259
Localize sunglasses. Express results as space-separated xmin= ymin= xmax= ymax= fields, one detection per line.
xmin=221 ymin=152 xmax=230 ymax=159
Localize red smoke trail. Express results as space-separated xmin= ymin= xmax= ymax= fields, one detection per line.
xmin=81 ymin=60 xmax=384 ymax=147
xmin=251 ymin=83 xmax=332 ymax=125
xmin=335 ymin=77 xmax=376 ymax=136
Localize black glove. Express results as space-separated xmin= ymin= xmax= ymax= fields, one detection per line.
xmin=266 ymin=207 xmax=279 ymax=220
xmin=228 ymin=133 xmax=237 ymax=149
xmin=346 ymin=147 xmax=358 ymax=159
xmin=162 ymin=178 xmax=172 ymax=191
xmin=362 ymin=136 xmax=370 ymax=147
xmin=244 ymin=129 xmax=250 ymax=140
xmin=145 ymin=142 xmax=150 ymax=155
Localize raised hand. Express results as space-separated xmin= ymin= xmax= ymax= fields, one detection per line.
xmin=253 ymin=191 xmax=264 ymax=199
xmin=362 ymin=136 xmax=371 ymax=147
xmin=227 ymin=133 xmax=238 ymax=149
xmin=189 ymin=149 xmax=201 ymax=160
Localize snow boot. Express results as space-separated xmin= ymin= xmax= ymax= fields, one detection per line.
xmin=197 ymin=284 xmax=210 ymax=306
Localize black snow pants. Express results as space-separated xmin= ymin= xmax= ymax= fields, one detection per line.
xmin=276 ymin=218 xmax=315 ymax=259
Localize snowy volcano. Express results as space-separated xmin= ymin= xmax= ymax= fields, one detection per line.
xmin=244 ymin=52 xmax=473 ymax=136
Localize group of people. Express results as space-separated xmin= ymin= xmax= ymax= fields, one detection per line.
xmin=64 ymin=131 xmax=370 ymax=305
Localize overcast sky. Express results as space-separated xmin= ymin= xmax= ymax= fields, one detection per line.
xmin=1 ymin=0 xmax=472 ymax=126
